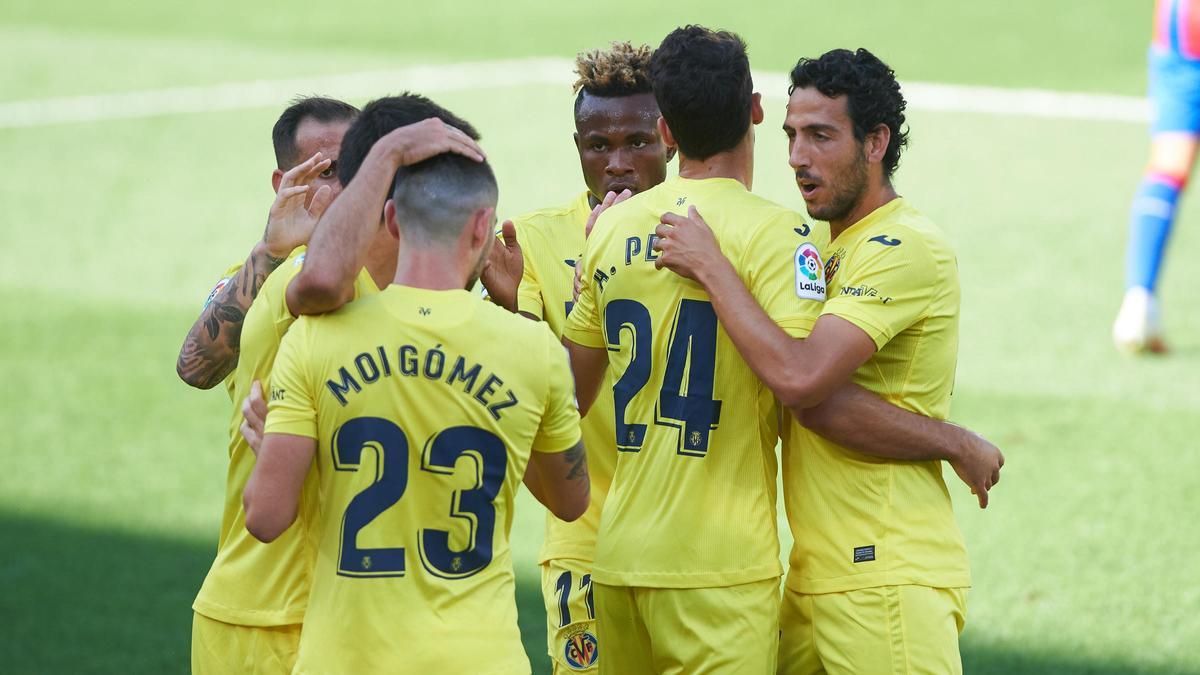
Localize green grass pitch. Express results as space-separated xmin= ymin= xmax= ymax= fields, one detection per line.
xmin=2 ymin=2 xmax=1198 ymax=673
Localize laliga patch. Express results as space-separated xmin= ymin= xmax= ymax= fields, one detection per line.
xmin=202 ymin=277 xmax=233 ymax=309
xmin=560 ymin=626 xmax=599 ymax=671
xmin=794 ymin=242 xmax=827 ymax=301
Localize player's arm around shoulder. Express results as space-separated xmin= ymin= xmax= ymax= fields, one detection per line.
xmin=525 ymin=325 xmax=589 ymax=522
xmin=243 ymin=319 xmax=319 ymax=541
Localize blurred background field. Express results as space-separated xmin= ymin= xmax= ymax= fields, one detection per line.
xmin=1 ymin=1 xmax=1198 ymax=673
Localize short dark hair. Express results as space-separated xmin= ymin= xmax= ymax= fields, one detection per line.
xmin=789 ymin=48 xmax=909 ymax=180
xmin=573 ymin=42 xmax=654 ymax=116
xmin=391 ymin=154 xmax=497 ymax=246
xmin=337 ymin=93 xmax=481 ymax=187
xmin=271 ymin=96 xmax=359 ymax=169
xmin=648 ymin=26 xmax=753 ymax=160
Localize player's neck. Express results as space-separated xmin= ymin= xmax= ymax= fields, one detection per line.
xmin=365 ymin=245 xmax=398 ymax=290
xmin=829 ymin=182 xmax=899 ymax=240
xmin=392 ymin=246 xmax=469 ymax=291
xmin=676 ymin=142 xmax=754 ymax=190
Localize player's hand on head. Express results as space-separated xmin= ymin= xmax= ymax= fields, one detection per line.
xmin=263 ymin=152 xmax=335 ymax=258
xmin=382 ymin=118 xmax=486 ymax=167
xmin=239 ymin=380 xmax=269 ymax=455
xmin=480 ymin=220 xmax=523 ymax=312
xmin=948 ymin=426 xmax=1004 ymax=509
xmin=653 ymin=205 xmax=720 ymax=281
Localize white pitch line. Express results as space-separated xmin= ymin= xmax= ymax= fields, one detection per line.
xmin=0 ymin=57 xmax=1150 ymax=129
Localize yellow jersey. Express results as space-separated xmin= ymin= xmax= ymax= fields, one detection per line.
xmin=192 ymin=249 xmax=379 ymax=626
xmin=513 ymin=192 xmax=617 ymax=564
xmin=782 ymin=197 xmax=970 ymax=594
xmin=265 ymin=285 xmax=582 ymax=675
xmin=564 ymin=175 xmax=827 ymax=588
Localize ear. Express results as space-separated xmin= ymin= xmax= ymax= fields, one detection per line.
xmin=665 ymin=144 xmax=678 ymax=162
xmin=472 ymin=207 xmax=495 ymax=247
xmin=657 ymin=117 xmax=677 ymax=153
xmin=573 ymin=131 xmax=582 ymax=151
xmin=271 ymin=169 xmax=283 ymax=194
xmin=866 ymin=123 xmax=891 ymax=164
xmin=384 ymin=199 xmax=399 ymax=240
xmin=750 ymin=93 xmax=764 ymax=125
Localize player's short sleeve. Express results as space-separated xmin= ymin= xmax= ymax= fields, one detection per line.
xmin=532 ymin=327 xmax=583 ymax=453
xmin=264 ymin=318 xmax=318 ymax=439
xmin=741 ymin=213 xmax=826 ymax=339
xmin=562 ymin=236 xmax=605 ymax=348
xmin=821 ymin=230 xmax=937 ymax=350
xmin=202 ymin=263 xmax=244 ymax=309
xmin=515 ymin=237 xmax=545 ymax=319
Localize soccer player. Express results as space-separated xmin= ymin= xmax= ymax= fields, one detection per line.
xmin=177 ymin=96 xmax=357 ymax=391
xmin=184 ymin=95 xmax=485 ymax=674
xmin=1113 ymin=0 xmax=1200 ymax=353
xmin=180 ymin=96 xmax=356 ymax=674
xmin=479 ymin=41 xmax=672 ymax=674
xmin=653 ymin=48 xmax=996 ymax=674
xmin=244 ymin=148 xmax=589 ymax=675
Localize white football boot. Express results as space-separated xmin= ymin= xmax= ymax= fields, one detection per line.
xmin=1112 ymin=286 xmax=1168 ymax=354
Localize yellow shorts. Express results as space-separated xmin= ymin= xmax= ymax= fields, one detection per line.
xmin=191 ymin=612 xmax=301 ymax=675
xmin=778 ymin=585 xmax=967 ymax=675
xmin=541 ymin=559 xmax=600 ymax=673
xmin=594 ymin=578 xmax=780 ymax=675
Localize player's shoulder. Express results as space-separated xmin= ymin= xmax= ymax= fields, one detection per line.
xmin=511 ymin=193 xmax=590 ymax=236
xmin=258 ymin=247 xmax=308 ymax=298
xmin=477 ymin=295 xmax=556 ymax=342
xmin=855 ymin=199 xmax=952 ymax=259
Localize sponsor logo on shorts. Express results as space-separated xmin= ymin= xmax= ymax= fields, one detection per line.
xmin=794 ymin=242 xmax=826 ymax=301
xmin=563 ymin=628 xmax=599 ymax=670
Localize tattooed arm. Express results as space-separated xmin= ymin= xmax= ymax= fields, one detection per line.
xmin=525 ymin=440 xmax=590 ymax=522
xmin=175 ymin=152 xmax=336 ymax=389
xmin=176 ymin=246 xmax=287 ymax=389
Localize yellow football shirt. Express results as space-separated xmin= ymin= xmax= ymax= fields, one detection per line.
xmin=564 ymin=175 xmax=827 ymax=588
xmin=782 ymin=197 xmax=970 ymax=594
xmin=513 ymin=192 xmax=617 ymax=565
xmin=192 ymin=249 xmax=380 ymax=626
xmin=265 ymin=285 xmax=582 ymax=675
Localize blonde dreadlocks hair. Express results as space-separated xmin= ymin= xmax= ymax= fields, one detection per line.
xmin=573 ymin=42 xmax=654 ymax=113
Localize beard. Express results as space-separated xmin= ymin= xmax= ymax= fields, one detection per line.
xmin=805 ymin=150 xmax=869 ymax=223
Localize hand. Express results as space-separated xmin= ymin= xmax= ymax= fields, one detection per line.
xmin=239 ymin=380 xmax=268 ymax=455
xmin=653 ymin=205 xmax=723 ymax=282
xmin=480 ymin=220 xmax=522 ymax=312
xmin=263 ymin=153 xmax=336 ymax=258
xmin=573 ymin=189 xmax=631 ymax=301
xmin=947 ymin=426 xmax=1004 ymax=508
xmin=377 ymin=117 xmax=486 ymax=167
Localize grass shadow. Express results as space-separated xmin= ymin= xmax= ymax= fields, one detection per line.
xmin=0 ymin=512 xmax=557 ymax=674
xmin=1 ymin=511 xmax=1191 ymax=675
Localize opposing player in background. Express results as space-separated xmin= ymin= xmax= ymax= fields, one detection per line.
xmin=480 ymin=41 xmax=672 ymax=674
xmin=245 ymin=148 xmax=589 ymax=675
xmin=1114 ymin=0 xmax=1200 ymax=353
xmin=566 ymin=28 xmax=1001 ymax=674
xmin=183 ymin=94 xmax=485 ymax=674
xmin=654 ymin=48 xmax=995 ymax=674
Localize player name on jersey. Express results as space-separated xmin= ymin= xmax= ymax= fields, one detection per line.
xmin=306 ymin=342 xmax=519 ymax=419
